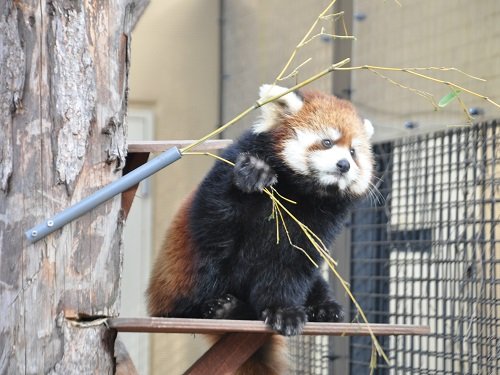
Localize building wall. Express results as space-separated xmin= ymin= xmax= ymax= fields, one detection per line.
xmin=351 ymin=0 xmax=500 ymax=141
xmin=221 ymin=0 xmax=336 ymax=139
xmin=222 ymin=0 xmax=500 ymax=140
xmin=125 ymin=0 xmax=499 ymax=373
xmin=219 ymin=1 xmax=500 ymax=374
xmin=128 ymin=1 xmax=220 ymax=374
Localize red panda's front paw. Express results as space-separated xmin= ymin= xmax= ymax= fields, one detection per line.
xmin=202 ymin=294 xmax=239 ymax=319
xmin=233 ymin=154 xmax=277 ymax=193
xmin=306 ymin=300 xmax=344 ymax=322
xmin=262 ymin=306 xmax=307 ymax=336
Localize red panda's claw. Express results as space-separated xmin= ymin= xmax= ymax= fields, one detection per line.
xmin=261 ymin=306 xmax=307 ymax=336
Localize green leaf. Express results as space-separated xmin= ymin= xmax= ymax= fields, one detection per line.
xmin=438 ymin=89 xmax=462 ymax=107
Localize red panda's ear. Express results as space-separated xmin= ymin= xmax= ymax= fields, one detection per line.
xmin=253 ymin=84 xmax=304 ymax=133
xmin=363 ymin=119 xmax=374 ymax=139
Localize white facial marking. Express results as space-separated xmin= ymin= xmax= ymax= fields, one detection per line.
xmin=253 ymin=84 xmax=304 ymax=134
xmin=259 ymin=84 xmax=304 ymax=113
xmin=281 ymin=126 xmax=372 ymax=195
xmin=325 ymin=128 xmax=341 ymax=142
xmin=352 ymin=138 xmax=363 ymax=148
xmin=363 ymin=119 xmax=374 ymax=139
xmin=281 ymin=129 xmax=318 ymax=174
xmin=308 ymin=145 xmax=358 ymax=190
xmin=349 ymin=152 xmax=373 ymax=194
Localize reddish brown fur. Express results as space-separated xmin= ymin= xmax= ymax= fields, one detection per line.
xmin=274 ymin=90 xmax=369 ymax=151
xmin=147 ymin=193 xmax=197 ymax=316
xmin=147 ymin=194 xmax=287 ymax=374
xmin=147 ymin=194 xmax=287 ymax=375
xmin=147 ymin=89 xmax=370 ymax=373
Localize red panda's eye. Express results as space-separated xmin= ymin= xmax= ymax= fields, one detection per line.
xmin=350 ymin=148 xmax=356 ymax=156
xmin=322 ymin=139 xmax=333 ymax=149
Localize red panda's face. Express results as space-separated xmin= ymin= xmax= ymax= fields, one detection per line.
xmin=254 ymin=85 xmax=374 ymax=197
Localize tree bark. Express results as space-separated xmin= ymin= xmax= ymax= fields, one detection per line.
xmin=0 ymin=0 xmax=148 ymax=373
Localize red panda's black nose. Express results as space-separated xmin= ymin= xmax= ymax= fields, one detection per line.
xmin=336 ymin=159 xmax=350 ymax=173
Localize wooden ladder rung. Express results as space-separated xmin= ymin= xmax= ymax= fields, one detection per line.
xmin=107 ymin=317 xmax=431 ymax=336
xmin=127 ymin=139 xmax=232 ymax=153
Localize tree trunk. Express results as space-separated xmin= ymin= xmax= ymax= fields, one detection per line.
xmin=0 ymin=0 xmax=148 ymax=373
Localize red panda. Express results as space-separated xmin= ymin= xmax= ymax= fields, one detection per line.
xmin=147 ymin=84 xmax=375 ymax=374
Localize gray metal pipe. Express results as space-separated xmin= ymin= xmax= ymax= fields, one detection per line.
xmin=25 ymin=147 xmax=182 ymax=243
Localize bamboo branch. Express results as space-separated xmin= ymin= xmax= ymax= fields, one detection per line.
xmin=180 ymin=58 xmax=350 ymax=154
xmin=177 ymin=1 xmax=498 ymax=370
xmin=274 ymin=0 xmax=338 ymax=83
xmin=184 ymin=150 xmax=391 ymax=363
xmin=334 ymin=65 xmax=500 ymax=110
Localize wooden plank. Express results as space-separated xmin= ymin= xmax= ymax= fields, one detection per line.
xmin=107 ymin=317 xmax=431 ymax=336
xmin=121 ymin=152 xmax=150 ymax=219
xmin=184 ymin=333 xmax=271 ymax=375
xmin=127 ymin=139 xmax=232 ymax=153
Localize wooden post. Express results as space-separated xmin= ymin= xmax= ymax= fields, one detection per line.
xmin=0 ymin=0 xmax=148 ymax=373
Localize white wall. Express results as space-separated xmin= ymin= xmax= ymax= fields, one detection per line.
xmin=121 ymin=109 xmax=154 ymax=375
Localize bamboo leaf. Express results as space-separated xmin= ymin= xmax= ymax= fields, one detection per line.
xmin=438 ymin=89 xmax=461 ymax=107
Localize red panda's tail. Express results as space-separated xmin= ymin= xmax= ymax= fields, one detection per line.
xmin=204 ymin=334 xmax=287 ymax=375
xmin=237 ymin=335 xmax=287 ymax=375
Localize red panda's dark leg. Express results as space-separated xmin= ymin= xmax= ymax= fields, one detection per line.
xmin=201 ymin=294 xmax=257 ymax=320
xmin=247 ymin=273 xmax=310 ymax=336
xmin=305 ymin=273 xmax=344 ymax=322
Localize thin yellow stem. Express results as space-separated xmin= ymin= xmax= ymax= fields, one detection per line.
xmin=185 ymin=150 xmax=390 ymax=365
xmin=370 ymin=342 xmax=378 ymax=374
xmin=320 ymin=11 xmax=345 ymax=22
xmin=183 ymin=152 xmax=235 ymax=166
xmin=267 ymin=188 xmax=387 ymax=362
xmin=405 ymin=70 xmax=500 ymax=109
xmin=278 ymin=58 xmax=313 ymax=82
xmin=326 ymin=258 xmax=390 ymax=363
xmin=180 ymin=106 xmax=256 ymax=154
xmin=180 ymin=58 xmax=350 ymax=154
xmin=455 ymin=92 xmax=474 ymax=124
xmin=298 ymin=30 xmax=356 ymax=48
xmin=269 ymin=186 xmax=297 ymax=205
xmin=403 ymin=66 xmax=485 ymax=81
xmin=368 ymin=68 xmax=438 ymax=108
xmin=271 ymin=197 xmax=319 ymax=268
xmin=274 ymin=0 xmax=338 ymax=82
xmin=270 ymin=190 xmax=280 ymax=244
xmin=335 ymin=65 xmax=500 ymax=109
xmin=340 ymin=11 xmax=349 ymax=36
xmin=257 ymin=59 xmax=351 ymax=107
xmin=267 ymin=192 xmax=336 ymax=266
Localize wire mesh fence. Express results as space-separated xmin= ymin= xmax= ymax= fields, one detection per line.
xmin=289 ymin=120 xmax=499 ymax=374
xmin=349 ymin=120 xmax=499 ymax=374
xmin=289 ymin=336 xmax=332 ymax=374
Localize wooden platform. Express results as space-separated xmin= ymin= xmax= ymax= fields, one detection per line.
xmin=108 ymin=317 xmax=430 ymax=336
xmin=109 ymin=317 xmax=430 ymax=375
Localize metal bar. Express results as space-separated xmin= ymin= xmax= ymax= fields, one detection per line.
xmin=25 ymin=147 xmax=182 ymax=243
